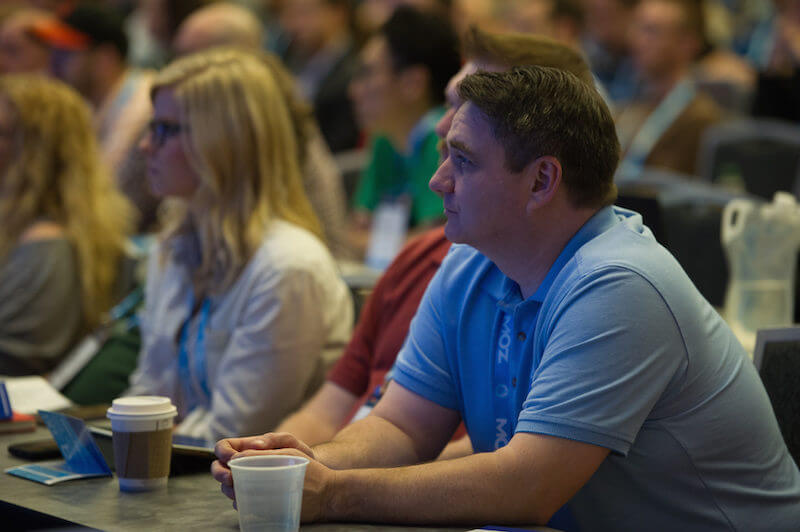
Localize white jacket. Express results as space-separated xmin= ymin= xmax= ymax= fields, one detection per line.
xmin=127 ymin=220 xmax=353 ymax=442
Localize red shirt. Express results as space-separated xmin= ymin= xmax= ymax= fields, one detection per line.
xmin=327 ymin=226 xmax=451 ymax=425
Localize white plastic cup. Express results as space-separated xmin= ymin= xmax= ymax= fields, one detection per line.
xmin=106 ymin=396 xmax=177 ymax=492
xmin=229 ymin=455 xmax=309 ymax=532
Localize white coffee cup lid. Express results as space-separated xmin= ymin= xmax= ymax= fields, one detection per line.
xmin=107 ymin=396 xmax=177 ymax=419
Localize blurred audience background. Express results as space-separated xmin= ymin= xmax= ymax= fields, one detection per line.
xmin=2 ymin=0 xmax=800 ymax=441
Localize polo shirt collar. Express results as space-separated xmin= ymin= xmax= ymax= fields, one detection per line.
xmin=492 ymin=206 xmax=619 ymax=308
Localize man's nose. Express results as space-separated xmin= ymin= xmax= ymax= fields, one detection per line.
xmin=429 ymin=155 xmax=454 ymax=196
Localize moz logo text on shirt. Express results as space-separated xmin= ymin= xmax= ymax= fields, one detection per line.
xmin=495 ymin=314 xmax=513 ymax=450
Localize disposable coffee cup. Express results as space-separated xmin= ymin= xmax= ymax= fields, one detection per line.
xmin=229 ymin=455 xmax=309 ymax=532
xmin=106 ymin=396 xmax=177 ymax=492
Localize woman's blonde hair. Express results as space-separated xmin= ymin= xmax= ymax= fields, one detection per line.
xmin=152 ymin=48 xmax=322 ymax=294
xmin=0 ymin=74 xmax=133 ymax=326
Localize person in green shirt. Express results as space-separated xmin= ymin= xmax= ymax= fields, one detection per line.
xmin=348 ymin=6 xmax=460 ymax=260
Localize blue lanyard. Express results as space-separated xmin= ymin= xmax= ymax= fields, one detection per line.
xmin=178 ymin=295 xmax=213 ymax=406
xmin=617 ymin=79 xmax=695 ymax=180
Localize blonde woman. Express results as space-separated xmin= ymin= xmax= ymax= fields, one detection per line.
xmin=128 ymin=48 xmax=353 ymax=442
xmin=0 ymin=74 xmax=133 ymax=375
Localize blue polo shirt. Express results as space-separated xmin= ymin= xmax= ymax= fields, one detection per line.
xmin=393 ymin=206 xmax=800 ymax=531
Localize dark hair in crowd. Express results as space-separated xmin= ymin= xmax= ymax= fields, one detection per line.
xmin=461 ymin=25 xmax=594 ymax=86
xmin=458 ymin=66 xmax=619 ymax=208
xmin=552 ymin=0 xmax=585 ymax=29
xmin=380 ymin=5 xmax=461 ymax=105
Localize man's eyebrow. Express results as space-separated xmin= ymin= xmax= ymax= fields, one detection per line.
xmin=448 ymin=139 xmax=476 ymax=159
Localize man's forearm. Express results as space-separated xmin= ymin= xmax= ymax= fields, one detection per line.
xmin=312 ymin=432 xmax=609 ymax=526
xmin=322 ymin=448 xmax=550 ymax=526
xmin=312 ymin=415 xmax=424 ymax=470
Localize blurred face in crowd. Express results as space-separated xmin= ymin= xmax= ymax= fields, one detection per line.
xmin=583 ymin=0 xmax=634 ymax=51
xmin=451 ymin=0 xmax=499 ymax=35
xmin=501 ymin=0 xmax=554 ymax=37
xmin=629 ymin=0 xmax=694 ymax=80
xmin=140 ymin=87 xmax=199 ymax=199
xmin=348 ymin=36 xmax=408 ymax=134
xmin=0 ymin=14 xmax=51 ymax=74
xmin=281 ymin=0 xmax=347 ymax=53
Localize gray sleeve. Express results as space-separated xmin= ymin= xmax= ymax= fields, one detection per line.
xmin=0 ymin=240 xmax=83 ymax=374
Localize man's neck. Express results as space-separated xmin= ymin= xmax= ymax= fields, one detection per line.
xmin=644 ymin=65 xmax=690 ymax=101
xmin=484 ymin=206 xmax=599 ymax=300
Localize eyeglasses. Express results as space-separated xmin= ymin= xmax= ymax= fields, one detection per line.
xmin=146 ymin=119 xmax=183 ymax=148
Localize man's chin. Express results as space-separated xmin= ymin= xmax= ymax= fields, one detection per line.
xmin=443 ymin=223 xmax=464 ymax=245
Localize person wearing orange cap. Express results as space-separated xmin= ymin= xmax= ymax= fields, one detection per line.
xmin=0 ymin=7 xmax=54 ymax=75
xmin=31 ymin=2 xmax=159 ymax=232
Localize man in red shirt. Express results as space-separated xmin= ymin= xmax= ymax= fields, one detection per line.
xmin=277 ymin=227 xmax=451 ymax=445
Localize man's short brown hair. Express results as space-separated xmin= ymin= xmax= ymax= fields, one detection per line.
xmin=458 ymin=66 xmax=619 ymax=208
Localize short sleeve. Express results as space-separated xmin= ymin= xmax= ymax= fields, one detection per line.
xmin=392 ymin=266 xmax=459 ymax=410
xmin=516 ymin=266 xmax=686 ymax=455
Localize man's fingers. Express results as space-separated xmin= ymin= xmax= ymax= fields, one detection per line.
xmin=211 ymin=460 xmax=233 ymax=486
xmin=214 ymin=435 xmax=270 ymax=461
xmin=231 ymin=447 xmax=311 ymax=462
xmin=214 ymin=433 xmax=314 ymax=464
xmin=221 ymin=483 xmax=236 ymax=502
xmin=258 ymin=433 xmax=316 ymax=458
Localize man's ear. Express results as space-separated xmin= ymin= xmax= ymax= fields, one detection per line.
xmin=525 ymin=155 xmax=562 ymax=213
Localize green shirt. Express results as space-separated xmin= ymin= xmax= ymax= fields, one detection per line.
xmin=353 ymin=108 xmax=444 ymax=227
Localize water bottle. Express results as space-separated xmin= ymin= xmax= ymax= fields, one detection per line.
xmin=721 ymin=192 xmax=800 ymax=353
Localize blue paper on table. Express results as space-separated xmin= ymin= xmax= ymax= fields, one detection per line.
xmin=5 ymin=410 xmax=112 ymax=485
xmin=0 ymin=382 xmax=13 ymax=420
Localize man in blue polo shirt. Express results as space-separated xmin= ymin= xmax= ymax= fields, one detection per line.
xmin=213 ymin=66 xmax=800 ymax=530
